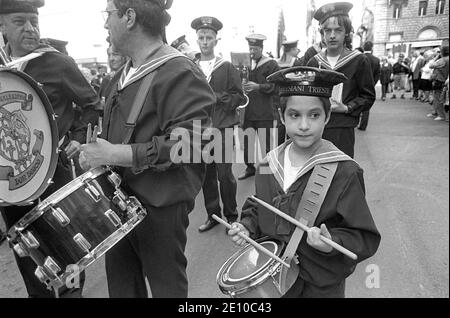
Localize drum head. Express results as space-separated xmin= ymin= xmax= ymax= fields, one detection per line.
xmin=0 ymin=69 xmax=58 ymax=206
xmin=227 ymin=241 xmax=280 ymax=282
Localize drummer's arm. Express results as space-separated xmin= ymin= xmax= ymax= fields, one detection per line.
xmin=62 ymin=57 xmax=101 ymax=143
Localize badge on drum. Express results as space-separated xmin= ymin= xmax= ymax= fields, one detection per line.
xmin=0 ymin=69 xmax=58 ymax=206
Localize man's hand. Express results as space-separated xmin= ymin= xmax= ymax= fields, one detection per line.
xmin=79 ymin=138 xmax=113 ymax=171
xmin=243 ymin=81 xmax=260 ymax=93
xmin=307 ymin=224 xmax=333 ymax=254
xmin=227 ymin=222 xmax=250 ymax=247
xmin=330 ymin=98 xmax=350 ymax=113
xmin=65 ymin=141 xmax=81 ymax=160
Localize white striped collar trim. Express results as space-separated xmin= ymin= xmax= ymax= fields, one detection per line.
xmin=118 ymin=51 xmax=185 ymax=91
xmin=266 ymin=141 xmax=356 ymax=193
xmin=315 ymin=50 xmax=361 ymax=71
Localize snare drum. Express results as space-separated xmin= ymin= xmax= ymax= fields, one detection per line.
xmin=7 ymin=166 xmax=147 ymax=290
xmin=217 ymin=238 xmax=299 ymax=298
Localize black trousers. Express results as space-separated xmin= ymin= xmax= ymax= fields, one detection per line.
xmin=105 ymin=202 xmax=190 ymax=298
xmin=243 ymin=120 xmax=277 ymax=171
xmin=1 ymin=162 xmax=85 ymax=298
xmin=202 ymin=162 xmax=238 ymax=221
xmin=323 ymin=127 xmax=355 ymax=159
xmin=413 ymin=79 xmax=421 ymax=98
xmin=381 ymin=83 xmax=389 ymax=98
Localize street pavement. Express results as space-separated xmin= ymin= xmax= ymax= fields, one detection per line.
xmin=1 ymin=92 xmax=448 ymax=298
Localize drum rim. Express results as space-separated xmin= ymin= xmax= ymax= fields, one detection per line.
xmin=227 ymin=241 xmax=279 ymax=283
xmin=0 ymin=68 xmax=59 ymax=207
xmin=7 ymin=167 xmax=108 ymax=238
xmin=217 ymin=238 xmax=284 ymax=295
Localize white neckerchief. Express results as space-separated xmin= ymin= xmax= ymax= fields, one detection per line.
xmin=123 ymin=66 xmax=138 ymax=87
xmin=199 ymin=57 xmax=216 ymax=82
xmin=327 ymin=55 xmax=340 ymax=69
xmin=283 ymin=143 xmax=303 ymax=192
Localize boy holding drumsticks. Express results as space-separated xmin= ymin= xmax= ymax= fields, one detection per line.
xmin=227 ymin=66 xmax=381 ymax=298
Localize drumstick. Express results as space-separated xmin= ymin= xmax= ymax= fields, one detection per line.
xmin=86 ymin=124 xmax=92 ymax=144
xmin=251 ymin=196 xmax=358 ymax=261
xmin=212 ymin=215 xmax=290 ymax=268
xmin=92 ymin=125 xmax=98 ymax=143
xmin=70 ymin=159 xmax=77 ymax=180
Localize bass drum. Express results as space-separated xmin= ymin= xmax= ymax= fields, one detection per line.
xmin=0 ymin=68 xmax=59 ymax=206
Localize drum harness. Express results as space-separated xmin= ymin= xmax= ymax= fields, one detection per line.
xmin=276 ymin=162 xmax=339 ymax=295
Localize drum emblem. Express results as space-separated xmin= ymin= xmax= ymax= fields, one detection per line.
xmin=0 ymin=91 xmax=45 ymax=190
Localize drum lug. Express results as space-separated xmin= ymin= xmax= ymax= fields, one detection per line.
xmin=105 ymin=209 xmax=122 ymax=228
xmin=13 ymin=242 xmax=29 ymax=258
xmin=44 ymin=257 xmax=62 ymax=276
xmin=107 ymin=172 xmax=122 ymax=188
xmin=21 ymin=231 xmax=40 ymax=249
xmin=51 ymin=207 xmax=70 ymax=227
xmin=113 ymin=190 xmax=128 ymax=212
xmin=35 ymin=266 xmax=50 ymax=284
xmin=73 ymin=233 xmax=92 ymax=253
xmin=84 ymin=182 xmax=101 ymax=202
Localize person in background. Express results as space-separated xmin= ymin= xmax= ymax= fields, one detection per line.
xmin=410 ymin=50 xmax=425 ymax=100
xmin=358 ymin=41 xmax=380 ymax=131
xmin=190 ymin=16 xmax=245 ymax=233
xmin=391 ymin=53 xmax=410 ymax=100
xmin=238 ymin=33 xmax=280 ymax=180
xmin=420 ymin=50 xmax=436 ymax=106
xmin=171 ymin=34 xmax=199 ymax=61
xmin=277 ymin=40 xmax=300 ymax=69
xmin=429 ymin=46 xmax=449 ymax=121
xmin=307 ymin=2 xmax=375 ymax=158
xmin=379 ymin=56 xmax=393 ymax=102
xmin=98 ymin=45 xmax=127 ymax=112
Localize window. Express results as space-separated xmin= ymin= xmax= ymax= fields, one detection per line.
xmin=393 ymin=4 xmax=402 ymax=18
xmin=419 ymin=1 xmax=428 ymax=16
xmin=436 ymin=0 xmax=445 ymax=14
xmin=389 ymin=33 xmax=403 ymax=43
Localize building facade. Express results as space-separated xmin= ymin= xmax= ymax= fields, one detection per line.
xmin=370 ymin=0 xmax=449 ymax=58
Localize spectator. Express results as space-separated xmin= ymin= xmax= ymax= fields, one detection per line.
xmin=429 ymin=46 xmax=449 ymax=121
xmin=410 ymin=50 xmax=426 ymax=100
xmin=420 ymin=50 xmax=436 ymax=106
xmin=380 ymin=57 xmax=393 ymax=101
xmin=391 ymin=53 xmax=410 ymax=99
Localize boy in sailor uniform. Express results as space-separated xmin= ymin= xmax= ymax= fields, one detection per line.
xmin=306 ymin=2 xmax=375 ymax=158
xmin=228 ymin=66 xmax=380 ymax=298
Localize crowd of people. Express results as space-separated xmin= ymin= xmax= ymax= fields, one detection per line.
xmin=377 ymin=48 xmax=449 ymax=122
xmin=4 ymin=0 xmax=448 ymax=298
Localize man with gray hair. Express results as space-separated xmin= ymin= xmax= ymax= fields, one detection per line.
xmin=79 ymin=0 xmax=214 ymax=298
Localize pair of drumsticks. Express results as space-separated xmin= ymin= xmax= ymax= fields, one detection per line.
xmin=86 ymin=123 xmax=100 ymax=144
xmin=214 ymin=196 xmax=358 ymax=269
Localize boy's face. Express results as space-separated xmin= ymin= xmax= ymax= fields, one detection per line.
xmin=321 ymin=17 xmax=345 ymax=51
xmin=196 ymin=29 xmax=217 ymax=56
xmin=283 ymin=96 xmax=329 ymax=151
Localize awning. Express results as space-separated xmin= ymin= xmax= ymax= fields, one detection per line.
xmin=411 ymin=40 xmax=443 ymax=48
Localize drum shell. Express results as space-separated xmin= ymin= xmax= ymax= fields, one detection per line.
xmin=8 ymin=167 xmax=146 ymax=286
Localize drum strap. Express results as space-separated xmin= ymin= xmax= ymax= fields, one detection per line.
xmin=122 ymin=71 xmax=157 ymax=145
xmin=278 ymin=162 xmax=339 ymax=294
